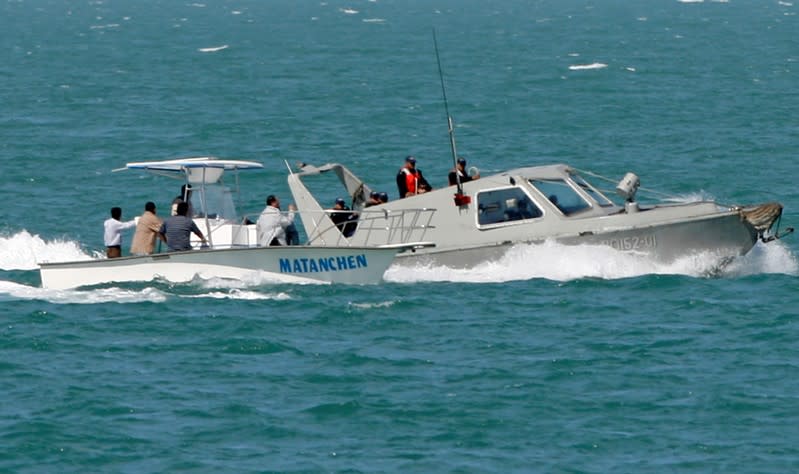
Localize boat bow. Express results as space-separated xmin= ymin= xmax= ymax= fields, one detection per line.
xmin=739 ymin=202 xmax=794 ymax=242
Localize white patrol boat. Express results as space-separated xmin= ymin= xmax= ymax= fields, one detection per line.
xmin=38 ymin=157 xmax=434 ymax=289
xmin=287 ymin=162 xmax=792 ymax=269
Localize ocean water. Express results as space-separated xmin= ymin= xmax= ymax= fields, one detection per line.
xmin=2 ymin=0 xmax=799 ymax=472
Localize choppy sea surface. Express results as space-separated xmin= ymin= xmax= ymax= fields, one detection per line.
xmin=2 ymin=0 xmax=799 ymax=472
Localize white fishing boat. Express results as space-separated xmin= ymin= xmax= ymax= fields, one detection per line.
xmin=280 ymin=35 xmax=789 ymax=270
xmin=287 ymin=161 xmax=792 ymax=269
xmin=38 ymin=157 xmax=434 ymax=289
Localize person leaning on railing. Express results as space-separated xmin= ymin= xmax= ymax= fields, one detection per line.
xmin=159 ymin=201 xmax=207 ymax=252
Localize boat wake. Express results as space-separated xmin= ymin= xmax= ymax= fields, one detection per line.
xmin=0 ymin=280 xmax=170 ymax=304
xmin=384 ymin=240 xmax=798 ymax=283
xmin=0 ymin=230 xmax=95 ymax=271
xmin=0 ymin=230 xmax=301 ymax=303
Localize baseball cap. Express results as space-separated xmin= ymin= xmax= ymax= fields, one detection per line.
xmin=457 ymin=157 xmax=466 ymax=165
xmin=405 ymin=156 xmax=416 ymax=164
xmin=335 ymin=197 xmax=346 ymax=206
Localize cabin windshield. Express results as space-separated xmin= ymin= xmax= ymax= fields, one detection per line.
xmin=528 ymin=179 xmax=591 ymax=215
xmin=569 ymin=173 xmax=615 ymax=206
xmin=194 ymin=183 xmax=238 ymax=220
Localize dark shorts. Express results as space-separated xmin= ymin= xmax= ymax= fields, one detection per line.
xmin=106 ymin=245 xmax=122 ymax=258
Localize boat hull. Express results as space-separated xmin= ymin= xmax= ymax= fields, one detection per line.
xmin=39 ymin=246 xmax=401 ymax=289
xmin=394 ymin=211 xmax=759 ymax=268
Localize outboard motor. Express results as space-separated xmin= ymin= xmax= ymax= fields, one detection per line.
xmin=616 ymin=172 xmax=640 ymax=213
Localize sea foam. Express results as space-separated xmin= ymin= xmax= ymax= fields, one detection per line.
xmin=0 ymin=281 xmax=168 ymax=304
xmin=384 ymin=240 xmax=798 ymax=283
xmin=568 ymin=63 xmax=608 ymax=71
xmin=0 ymin=230 xmax=94 ymax=270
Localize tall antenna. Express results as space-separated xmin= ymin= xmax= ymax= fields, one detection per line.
xmin=433 ymin=28 xmax=466 ymax=201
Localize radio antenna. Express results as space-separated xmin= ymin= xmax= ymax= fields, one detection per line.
xmin=433 ymin=29 xmax=470 ymax=206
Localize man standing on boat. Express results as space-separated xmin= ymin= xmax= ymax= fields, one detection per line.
xmin=396 ymin=156 xmax=432 ymax=198
xmin=171 ymin=184 xmax=195 ymax=217
xmin=130 ymin=201 xmax=165 ymax=255
xmin=448 ymin=156 xmax=480 ymax=186
xmin=257 ymin=195 xmax=296 ymax=246
xmin=159 ymin=201 xmax=207 ymax=251
xmin=329 ymin=197 xmax=358 ymax=237
xmin=104 ymin=207 xmax=136 ymax=258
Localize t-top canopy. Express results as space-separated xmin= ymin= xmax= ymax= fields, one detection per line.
xmin=120 ymin=157 xmax=264 ymax=184
xmin=124 ymin=156 xmax=264 ymax=172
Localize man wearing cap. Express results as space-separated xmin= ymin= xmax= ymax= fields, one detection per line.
xmin=396 ymin=155 xmax=432 ymax=198
xmin=329 ymin=197 xmax=357 ymax=237
xmin=364 ymin=191 xmax=382 ymax=207
xmin=448 ymin=156 xmax=480 ymax=186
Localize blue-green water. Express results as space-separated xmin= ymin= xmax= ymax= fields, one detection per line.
xmin=2 ymin=1 xmax=799 ymax=472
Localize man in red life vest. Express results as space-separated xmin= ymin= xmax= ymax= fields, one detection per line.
xmin=396 ymin=156 xmax=432 ymax=198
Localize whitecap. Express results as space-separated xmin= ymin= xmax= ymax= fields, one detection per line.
xmin=198 ymin=45 xmax=229 ymax=53
xmin=568 ymin=63 xmax=608 ymax=71
xmin=349 ymin=300 xmax=395 ymax=309
xmin=185 ymin=289 xmax=291 ymax=300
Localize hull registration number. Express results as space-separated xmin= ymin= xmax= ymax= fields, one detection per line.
xmin=601 ymin=235 xmax=657 ymax=251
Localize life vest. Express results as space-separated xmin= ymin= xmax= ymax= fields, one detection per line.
xmin=401 ymin=167 xmax=419 ymax=194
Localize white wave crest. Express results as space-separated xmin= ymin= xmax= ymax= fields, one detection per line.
xmin=349 ymin=300 xmax=396 ymax=310
xmin=185 ymin=289 xmax=292 ymax=300
xmin=384 ymin=240 xmax=798 ymax=283
xmin=198 ymin=45 xmax=229 ymax=52
xmin=569 ymin=62 xmax=608 ymax=71
xmin=0 ymin=230 xmax=94 ymax=270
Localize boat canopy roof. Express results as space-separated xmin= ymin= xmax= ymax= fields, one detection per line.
xmin=121 ymin=156 xmax=264 ymax=184
xmin=501 ymin=163 xmax=573 ymax=180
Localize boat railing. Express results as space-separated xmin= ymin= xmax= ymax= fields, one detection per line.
xmin=308 ymin=207 xmax=436 ymax=247
xmin=234 ymin=207 xmax=436 ymax=248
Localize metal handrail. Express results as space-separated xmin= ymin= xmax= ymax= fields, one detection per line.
xmin=241 ymin=207 xmax=436 ymax=248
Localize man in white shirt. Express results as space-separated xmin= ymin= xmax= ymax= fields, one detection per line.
xmin=104 ymin=207 xmax=136 ymax=258
xmin=256 ymin=195 xmax=296 ymax=246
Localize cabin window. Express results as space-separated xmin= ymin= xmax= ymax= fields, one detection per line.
xmin=529 ymin=179 xmax=591 ymax=215
xmin=570 ymin=173 xmax=614 ymax=206
xmin=476 ymin=187 xmax=542 ymax=226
